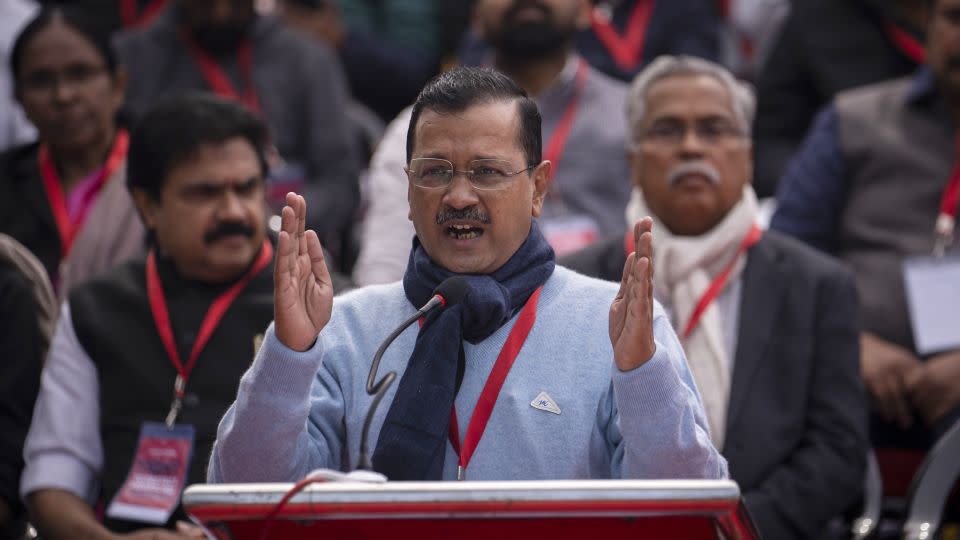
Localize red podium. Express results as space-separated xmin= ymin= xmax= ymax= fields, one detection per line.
xmin=182 ymin=479 xmax=760 ymax=539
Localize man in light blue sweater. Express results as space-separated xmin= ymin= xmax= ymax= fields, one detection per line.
xmin=209 ymin=66 xmax=727 ymax=483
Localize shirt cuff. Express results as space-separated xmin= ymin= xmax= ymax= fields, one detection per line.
xmin=20 ymin=452 xmax=96 ymax=504
xmin=611 ymin=343 xmax=684 ymax=419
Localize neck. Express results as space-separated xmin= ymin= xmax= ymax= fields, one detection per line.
xmin=494 ymin=47 xmax=571 ymax=97
xmin=48 ymin=126 xmax=117 ymax=192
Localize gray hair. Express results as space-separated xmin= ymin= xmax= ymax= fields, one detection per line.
xmin=626 ymin=55 xmax=756 ymax=146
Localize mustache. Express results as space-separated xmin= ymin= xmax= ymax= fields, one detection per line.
xmin=436 ymin=207 xmax=491 ymax=225
xmin=204 ymin=221 xmax=255 ymax=244
xmin=667 ymin=161 xmax=721 ymax=185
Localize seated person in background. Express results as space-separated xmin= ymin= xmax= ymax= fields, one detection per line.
xmin=0 ymin=6 xmax=144 ymax=295
xmin=353 ymin=0 xmax=632 ymax=286
xmin=20 ymin=94 xmax=321 ymax=540
xmin=114 ymin=0 xmax=361 ymax=252
xmin=0 ymin=233 xmax=55 ymax=540
xmin=208 ymin=66 xmax=727 ymax=484
xmin=278 ymin=0 xmax=442 ymax=123
xmin=751 ymin=0 xmax=929 ymax=197
xmin=0 ymin=0 xmax=37 ymax=154
xmin=771 ymin=0 xmax=960 ymax=452
xmin=459 ymin=0 xmax=722 ymax=82
xmin=562 ymin=56 xmax=868 ymax=540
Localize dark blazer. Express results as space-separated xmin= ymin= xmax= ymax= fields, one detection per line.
xmin=562 ymin=229 xmax=868 ymax=540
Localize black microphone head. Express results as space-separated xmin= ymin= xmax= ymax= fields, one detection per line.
xmin=434 ymin=276 xmax=469 ymax=308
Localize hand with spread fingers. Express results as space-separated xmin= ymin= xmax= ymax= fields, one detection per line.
xmin=609 ymin=217 xmax=657 ymax=371
xmin=274 ymin=192 xmax=334 ymax=352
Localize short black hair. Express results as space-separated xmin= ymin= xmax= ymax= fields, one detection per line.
xmin=11 ymin=6 xmax=117 ymax=82
xmin=127 ymin=92 xmax=269 ymax=200
xmin=406 ymin=66 xmax=542 ymax=167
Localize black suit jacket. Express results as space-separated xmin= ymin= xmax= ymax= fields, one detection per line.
xmin=562 ymin=230 xmax=868 ymax=540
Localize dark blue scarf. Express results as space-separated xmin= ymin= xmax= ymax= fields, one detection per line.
xmin=371 ymin=222 xmax=555 ymax=480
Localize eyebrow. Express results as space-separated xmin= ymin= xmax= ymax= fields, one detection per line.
xmin=182 ymin=176 xmax=261 ymax=190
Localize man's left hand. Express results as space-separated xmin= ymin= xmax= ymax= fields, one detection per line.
xmin=609 ymin=217 xmax=657 ymax=371
xmin=905 ymin=350 xmax=960 ymax=426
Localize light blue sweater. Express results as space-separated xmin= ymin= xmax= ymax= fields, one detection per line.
xmin=208 ymin=267 xmax=727 ymax=482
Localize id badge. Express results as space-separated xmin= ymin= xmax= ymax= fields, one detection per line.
xmin=540 ymin=215 xmax=599 ymax=257
xmin=903 ymin=254 xmax=960 ymax=354
xmin=106 ymin=422 xmax=195 ymax=525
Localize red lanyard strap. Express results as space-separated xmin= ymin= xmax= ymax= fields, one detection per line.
xmin=180 ymin=32 xmax=261 ymax=113
xmin=624 ymin=224 xmax=762 ymax=340
xmin=120 ymin=0 xmax=166 ymax=28
xmin=448 ymin=286 xmax=542 ymax=480
xmin=147 ymin=239 xmax=273 ymax=397
xmin=936 ymin=140 xmax=960 ymax=256
xmin=543 ymin=59 xmax=589 ymax=186
xmin=38 ymin=129 xmax=130 ymax=259
xmin=884 ymin=22 xmax=926 ymax=65
xmin=590 ymin=1 xmax=656 ymax=73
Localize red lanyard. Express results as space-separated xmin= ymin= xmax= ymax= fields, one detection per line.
xmin=38 ymin=129 xmax=129 ymax=259
xmin=935 ymin=141 xmax=960 ymax=256
xmin=147 ymin=239 xmax=272 ymax=426
xmin=544 ymin=59 xmax=589 ymax=185
xmin=180 ymin=32 xmax=261 ymax=113
xmin=590 ymin=1 xmax=656 ymax=73
xmin=447 ymin=286 xmax=542 ymax=480
xmin=624 ymin=224 xmax=762 ymax=340
xmin=120 ymin=0 xmax=167 ymax=28
xmin=884 ymin=22 xmax=926 ymax=64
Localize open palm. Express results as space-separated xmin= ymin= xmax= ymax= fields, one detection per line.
xmin=609 ymin=217 xmax=656 ymax=371
xmin=274 ymin=193 xmax=334 ymax=352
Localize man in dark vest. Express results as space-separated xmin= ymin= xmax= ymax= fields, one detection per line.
xmin=772 ymin=0 xmax=960 ymax=451
xmin=21 ymin=93 xmax=283 ymax=539
xmin=563 ymin=56 xmax=867 ymax=540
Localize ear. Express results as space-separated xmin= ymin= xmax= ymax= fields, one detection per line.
xmin=131 ymin=188 xmax=159 ymax=232
xmin=575 ymin=0 xmax=592 ymax=30
xmin=627 ymin=146 xmax=644 ymax=190
xmin=530 ymin=160 xmax=551 ymax=218
xmin=406 ymin=174 xmax=414 ymax=222
xmin=111 ymin=67 xmax=129 ymax=113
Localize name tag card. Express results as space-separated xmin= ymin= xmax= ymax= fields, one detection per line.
xmin=903 ymin=255 xmax=960 ymax=355
xmin=540 ymin=215 xmax=599 ymax=257
xmin=106 ymin=422 xmax=195 ymax=525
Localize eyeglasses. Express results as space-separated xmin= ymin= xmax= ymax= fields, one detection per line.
xmin=19 ymin=63 xmax=109 ymax=96
xmin=637 ymin=118 xmax=746 ymax=146
xmin=405 ymin=158 xmax=535 ymax=190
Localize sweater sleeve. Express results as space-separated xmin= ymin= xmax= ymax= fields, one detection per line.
xmin=207 ymin=323 xmax=346 ymax=483
xmin=609 ymin=311 xmax=728 ymax=480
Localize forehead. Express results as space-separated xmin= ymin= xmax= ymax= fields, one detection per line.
xmin=412 ymin=100 xmax=523 ymax=160
xmin=642 ymin=74 xmax=736 ymax=122
xmin=166 ymin=138 xmax=262 ymax=188
xmin=20 ymin=20 xmax=105 ymax=73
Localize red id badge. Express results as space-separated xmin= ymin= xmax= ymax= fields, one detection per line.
xmin=106 ymin=422 xmax=195 ymax=525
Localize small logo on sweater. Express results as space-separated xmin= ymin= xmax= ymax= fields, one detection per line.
xmin=530 ymin=391 xmax=561 ymax=415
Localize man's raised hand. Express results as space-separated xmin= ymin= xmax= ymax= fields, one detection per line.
xmin=274 ymin=193 xmax=334 ymax=351
xmin=609 ymin=217 xmax=657 ymax=371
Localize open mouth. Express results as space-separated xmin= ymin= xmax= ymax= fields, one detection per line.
xmin=446 ymin=223 xmax=484 ymax=240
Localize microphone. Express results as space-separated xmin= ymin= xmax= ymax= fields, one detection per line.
xmin=356 ymin=277 xmax=469 ymax=472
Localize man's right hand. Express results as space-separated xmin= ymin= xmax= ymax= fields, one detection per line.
xmin=274 ymin=192 xmax=334 ymax=352
xmin=861 ymin=332 xmax=922 ymax=428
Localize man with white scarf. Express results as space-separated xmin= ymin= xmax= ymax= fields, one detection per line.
xmin=563 ymin=55 xmax=868 ymax=540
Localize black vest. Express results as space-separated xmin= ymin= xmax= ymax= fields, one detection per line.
xmin=69 ymin=253 xmax=273 ymax=532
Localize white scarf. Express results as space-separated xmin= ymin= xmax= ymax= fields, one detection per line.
xmin=625 ymin=185 xmax=759 ymax=449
